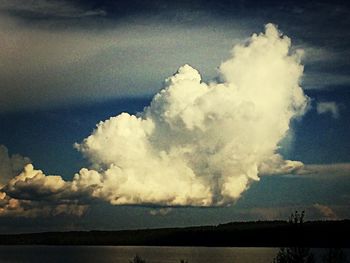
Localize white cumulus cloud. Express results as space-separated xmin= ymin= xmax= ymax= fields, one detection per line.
xmin=2 ymin=23 xmax=309 ymax=210
xmin=0 ymin=145 xmax=31 ymax=187
xmin=73 ymin=23 xmax=308 ymax=206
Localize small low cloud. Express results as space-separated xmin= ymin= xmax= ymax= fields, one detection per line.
xmin=0 ymin=149 xmax=89 ymax=218
xmin=242 ymin=204 xmax=348 ymax=221
xmin=313 ymin=203 xmax=338 ymax=220
xmin=0 ymin=191 xmax=88 ymax=218
xmin=4 ymin=164 xmax=69 ymax=201
xmin=317 ymin=101 xmax=339 ymax=118
xmin=149 ymin=208 xmax=172 ymax=216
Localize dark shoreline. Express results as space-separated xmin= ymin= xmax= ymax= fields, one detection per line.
xmin=1 ymin=220 xmax=349 ymax=247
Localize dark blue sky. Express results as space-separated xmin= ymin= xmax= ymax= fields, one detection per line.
xmin=0 ymin=0 xmax=349 ymax=233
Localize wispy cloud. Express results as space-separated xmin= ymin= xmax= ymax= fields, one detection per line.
xmin=0 ymin=1 xmax=348 ymax=112
xmin=291 ymin=163 xmax=350 ymax=178
xmin=0 ymin=11 xmax=251 ymax=112
xmin=317 ymin=101 xmax=340 ymax=118
xmin=0 ymin=0 xmax=106 ymax=19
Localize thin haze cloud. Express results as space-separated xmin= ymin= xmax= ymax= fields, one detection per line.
xmin=0 ymin=2 xmax=348 ymax=112
xmin=0 ymin=13 xmax=248 ymax=112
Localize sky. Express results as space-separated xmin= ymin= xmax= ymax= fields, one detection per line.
xmin=0 ymin=0 xmax=349 ymax=233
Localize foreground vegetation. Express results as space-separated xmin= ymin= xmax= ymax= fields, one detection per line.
xmin=129 ymin=248 xmax=348 ymax=263
xmin=272 ymin=212 xmax=348 ymax=263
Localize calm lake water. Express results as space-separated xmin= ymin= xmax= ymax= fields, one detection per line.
xmin=0 ymin=246 xmax=348 ymax=263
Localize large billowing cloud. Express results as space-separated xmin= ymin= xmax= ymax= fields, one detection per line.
xmin=73 ymin=23 xmax=308 ymax=206
xmin=2 ymin=24 xmax=309 ymax=211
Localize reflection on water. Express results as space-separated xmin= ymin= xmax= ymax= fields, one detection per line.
xmin=0 ymin=246 xmax=277 ymax=263
xmin=0 ymin=246 xmax=348 ymax=263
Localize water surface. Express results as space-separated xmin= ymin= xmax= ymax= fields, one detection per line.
xmin=0 ymin=246 xmax=277 ymax=263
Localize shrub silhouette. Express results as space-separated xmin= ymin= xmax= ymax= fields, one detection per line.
xmin=129 ymin=255 xmax=189 ymax=263
xmin=129 ymin=255 xmax=147 ymax=263
xmin=289 ymin=210 xmax=305 ymax=224
xmin=273 ymin=247 xmax=315 ymax=263
xmin=322 ymin=248 xmax=348 ymax=263
xmin=272 ymin=211 xmax=315 ymax=263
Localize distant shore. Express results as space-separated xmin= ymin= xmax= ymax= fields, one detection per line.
xmin=0 ymin=220 xmax=349 ymax=247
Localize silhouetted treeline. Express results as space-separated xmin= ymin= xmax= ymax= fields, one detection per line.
xmin=0 ymin=220 xmax=349 ymax=247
